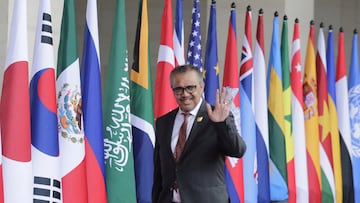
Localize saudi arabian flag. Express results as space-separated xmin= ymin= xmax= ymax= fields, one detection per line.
xmin=102 ymin=0 xmax=137 ymax=202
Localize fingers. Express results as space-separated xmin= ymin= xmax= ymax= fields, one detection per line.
xmin=220 ymin=87 xmax=232 ymax=105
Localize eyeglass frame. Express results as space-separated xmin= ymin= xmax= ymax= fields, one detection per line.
xmin=172 ymin=85 xmax=197 ymax=95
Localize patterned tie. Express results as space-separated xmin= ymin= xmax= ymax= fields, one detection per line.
xmin=174 ymin=113 xmax=190 ymax=161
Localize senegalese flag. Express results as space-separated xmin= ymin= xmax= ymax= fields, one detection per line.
xmin=316 ymin=24 xmax=336 ymax=203
xmin=253 ymin=9 xmax=270 ymax=202
xmin=222 ymin=3 xmax=243 ymax=203
xmin=1 ymin=0 xmax=33 ymax=202
xmin=348 ymin=29 xmax=360 ymax=203
xmin=303 ymin=21 xmax=322 ymax=203
xmin=336 ymin=27 xmax=354 ymax=203
xmin=56 ymin=0 xmax=88 ymax=201
xmin=131 ymin=0 xmax=155 ymax=202
xmin=280 ymin=15 xmax=296 ymax=203
xmin=103 ymin=0 xmax=137 ymax=202
xmin=31 ymin=0 xmax=62 ymax=202
xmin=326 ymin=26 xmax=345 ymax=203
xmin=290 ymin=18 xmax=309 ymax=203
xmin=267 ymin=12 xmax=288 ymax=201
xmin=240 ymin=5 xmax=257 ymax=203
xmin=203 ymin=0 xmax=219 ymax=105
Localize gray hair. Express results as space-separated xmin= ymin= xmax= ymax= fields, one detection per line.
xmin=170 ymin=64 xmax=203 ymax=87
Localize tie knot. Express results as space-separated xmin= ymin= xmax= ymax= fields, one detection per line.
xmin=182 ymin=112 xmax=190 ymax=119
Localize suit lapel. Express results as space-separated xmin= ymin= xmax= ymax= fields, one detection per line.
xmin=165 ymin=109 xmax=178 ymax=162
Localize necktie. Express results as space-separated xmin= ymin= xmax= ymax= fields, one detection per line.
xmin=174 ymin=113 xmax=190 ymax=161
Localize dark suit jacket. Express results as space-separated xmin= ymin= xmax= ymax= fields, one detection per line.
xmin=152 ymin=101 xmax=246 ymax=203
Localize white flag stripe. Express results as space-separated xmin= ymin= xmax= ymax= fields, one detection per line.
xmin=336 ymin=78 xmax=353 ymax=155
xmin=86 ymin=0 xmax=100 ymax=63
xmin=253 ymin=41 xmax=269 ymax=151
xmin=131 ymin=114 xmax=155 ymax=147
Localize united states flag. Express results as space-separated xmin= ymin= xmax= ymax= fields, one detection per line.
xmin=187 ymin=0 xmax=202 ymax=70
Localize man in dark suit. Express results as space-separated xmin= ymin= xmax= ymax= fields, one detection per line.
xmin=152 ymin=64 xmax=246 ymax=203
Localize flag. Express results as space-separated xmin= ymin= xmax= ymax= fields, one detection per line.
xmin=222 ymin=3 xmax=243 ymax=203
xmin=174 ymin=0 xmax=185 ymax=66
xmin=1 ymin=0 xmax=33 ymax=202
xmin=303 ymin=20 xmax=322 ymax=203
xmin=30 ymin=0 xmax=61 ymax=202
xmin=290 ymin=18 xmax=309 ymax=203
xmin=239 ymin=5 xmax=257 ymax=203
xmin=102 ymin=0 xmax=137 ymax=202
xmin=348 ymin=29 xmax=360 ymax=203
xmin=280 ymin=15 xmax=296 ymax=203
xmin=267 ymin=12 xmax=288 ymax=201
xmin=0 ymin=130 xmax=3 ymax=203
xmin=203 ymin=1 xmax=219 ymax=105
xmin=80 ymin=0 xmax=107 ymax=202
xmin=336 ymin=27 xmax=354 ymax=203
xmin=130 ymin=0 xmax=155 ymax=202
xmin=253 ymin=8 xmax=270 ymax=203
xmin=316 ymin=23 xmax=335 ymax=203
xmin=186 ymin=0 xmax=202 ymax=69
xmin=154 ymin=0 xmax=177 ymax=119
xmin=327 ymin=26 xmax=347 ymax=203
xmin=56 ymin=0 xmax=88 ymax=201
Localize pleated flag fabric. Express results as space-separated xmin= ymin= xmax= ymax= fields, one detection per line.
xmin=280 ymin=16 xmax=296 ymax=203
xmin=267 ymin=13 xmax=288 ymax=201
xmin=203 ymin=1 xmax=219 ymax=105
xmin=348 ymin=29 xmax=360 ymax=203
xmin=253 ymin=9 xmax=271 ymax=203
xmin=31 ymin=0 xmax=61 ymax=202
xmin=130 ymin=0 xmax=155 ymax=202
xmin=336 ymin=28 xmax=355 ymax=203
xmin=80 ymin=0 xmax=107 ymax=202
xmin=239 ymin=5 xmax=257 ymax=203
xmin=56 ymin=0 xmax=88 ymax=201
xmin=303 ymin=21 xmax=322 ymax=203
xmin=154 ymin=0 xmax=177 ymax=119
xmin=103 ymin=0 xmax=137 ymax=202
xmin=290 ymin=19 xmax=309 ymax=203
xmin=222 ymin=3 xmax=244 ymax=203
xmin=1 ymin=0 xmax=33 ymax=202
xmin=316 ymin=25 xmax=336 ymax=203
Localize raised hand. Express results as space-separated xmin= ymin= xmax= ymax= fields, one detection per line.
xmin=206 ymin=87 xmax=232 ymax=122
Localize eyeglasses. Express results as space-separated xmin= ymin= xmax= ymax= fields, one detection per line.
xmin=172 ymin=85 xmax=197 ymax=95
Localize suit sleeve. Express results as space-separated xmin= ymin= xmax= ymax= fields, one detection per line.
xmin=214 ymin=112 xmax=246 ymax=158
xmin=152 ymin=120 xmax=162 ymax=203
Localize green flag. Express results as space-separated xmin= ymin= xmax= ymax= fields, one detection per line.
xmin=56 ymin=0 xmax=88 ymax=202
xmin=103 ymin=0 xmax=137 ymax=202
xmin=130 ymin=0 xmax=155 ymax=202
xmin=280 ymin=16 xmax=296 ymax=203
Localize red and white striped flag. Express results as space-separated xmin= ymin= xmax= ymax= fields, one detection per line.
xmin=1 ymin=0 xmax=33 ymax=202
